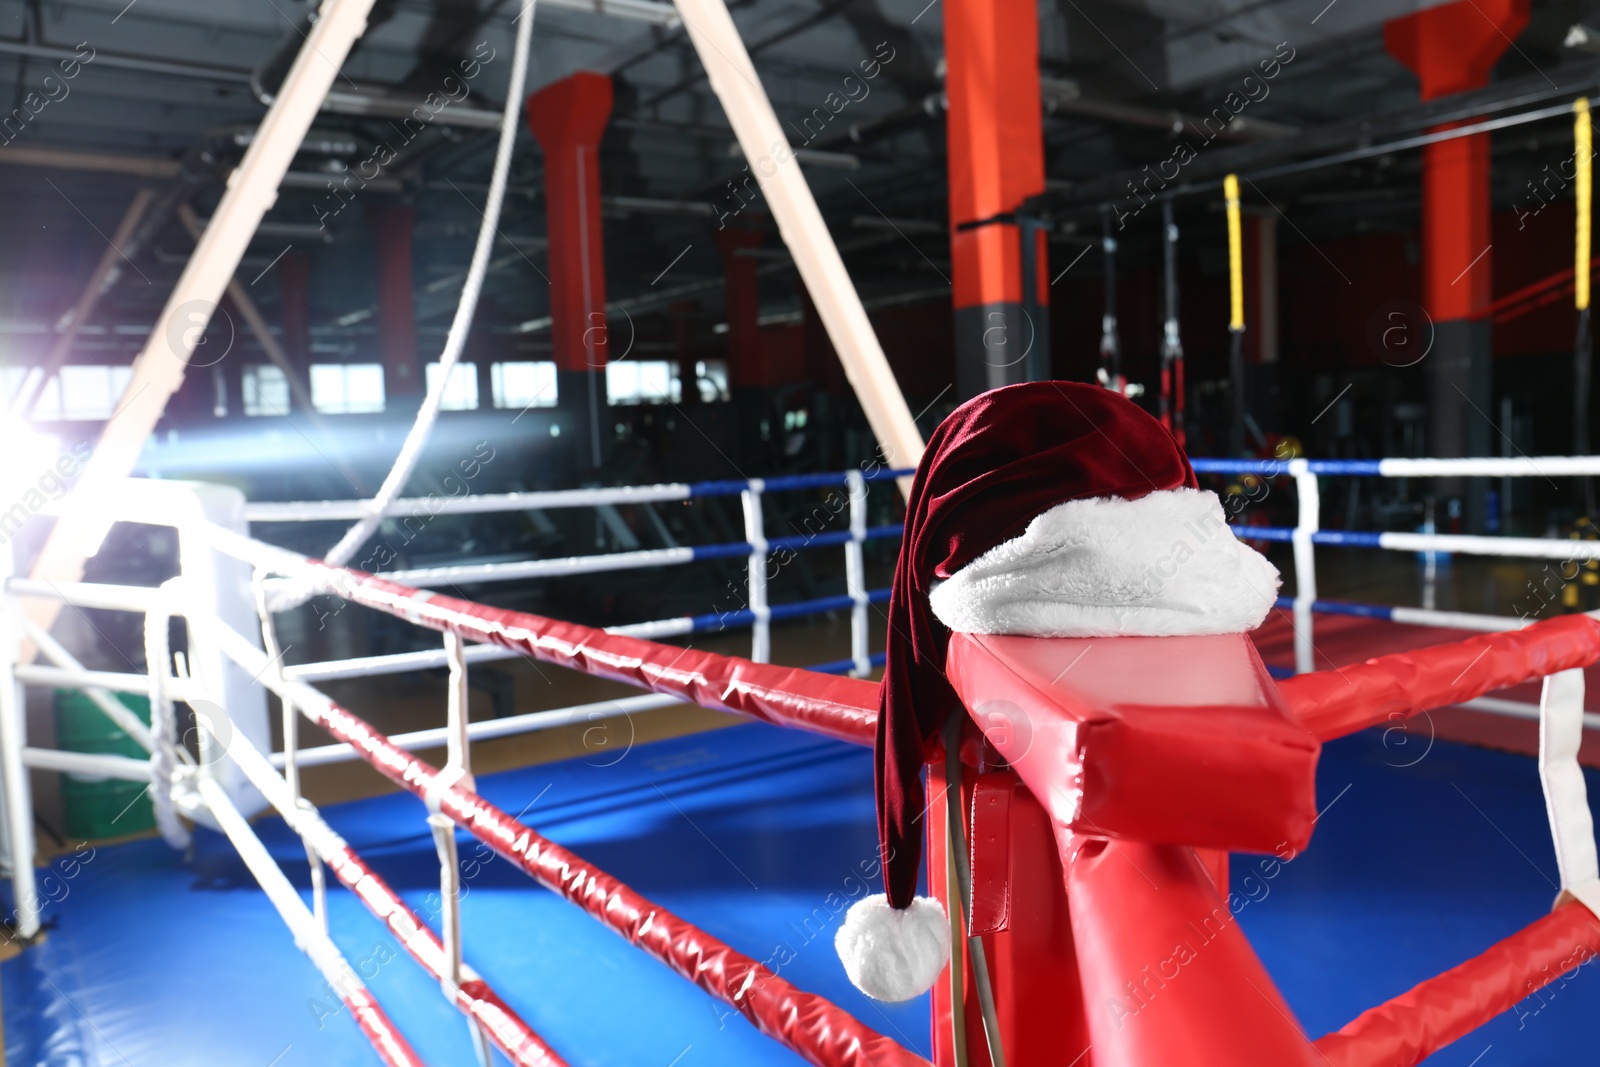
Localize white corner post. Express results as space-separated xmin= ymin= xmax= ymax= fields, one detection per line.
xmin=0 ymin=539 xmax=39 ymax=941
xmin=1290 ymin=458 xmax=1319 ymax=675
xmin=178 ymin=484 xmax=272 ymax=818
xmin=741 ymin=483 xmax=770 ymax=662
xmin=845 ymin=470 xmax=871 ymax=676
xmin=672 ymin=0 xmax=924 ymax=494
xmin=86 ymin=481 xmax=270 ymax=819
xmin=21 ymin=0 xmax=379 ymax=644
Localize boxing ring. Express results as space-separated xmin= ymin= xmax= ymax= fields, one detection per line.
xmin=1 ymin=458 xmax=1600 ymax=1066
xmin=4 ymin=0 xmax=1600 ymax=1057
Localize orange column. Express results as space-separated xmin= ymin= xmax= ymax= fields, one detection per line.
xmin=1386 ymin=0 xmax=1529 ymax=527
xmin=526 ymin=71 xmax=613 ymax=469
xmin=366 ymin=201 xmax=419 ymax=399
xmin=944 ymin=0 xmax=1047 ymax=398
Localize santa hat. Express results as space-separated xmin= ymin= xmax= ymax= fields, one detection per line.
xmin=835 ymin=382 xmax=1280 ymax=1002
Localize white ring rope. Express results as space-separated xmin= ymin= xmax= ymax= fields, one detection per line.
xmin=309 ymin=3 xmax=536 ymax=599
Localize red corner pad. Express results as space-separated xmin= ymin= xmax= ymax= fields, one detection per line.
xmin=945 ymin=631 xmax=1321 ymax=855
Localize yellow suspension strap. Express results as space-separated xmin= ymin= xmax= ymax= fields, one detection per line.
xmin=1225 ymin=174 xmax=1247 ymax=455
xmin=1578 ymin=98 xmax=1591 ymax=314
xmin=1576 ymin=99 xmax=1594 ymax=516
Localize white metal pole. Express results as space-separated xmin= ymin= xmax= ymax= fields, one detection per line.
xmin=0 ymin=541 xmax=39 ymax=941
xmin=673 ymin=0 xmax=924 ymax=493
xmin=445 ymin=631 xmax=473 ymax=779
xmin=845 ymin=470 xmax=871 ymax=676
xmin=1290 ymin=459 xmax=1319 ymax=675
xmin=742 ymin=484 xmax=771 ymax=662
xmin=437 ymin=628 xmax=490 ymax=1063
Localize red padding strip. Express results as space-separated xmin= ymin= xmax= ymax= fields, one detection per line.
xmin=311 ymin=696 xmax=928 ymax=1067
xmin=324 ymin=842 xmax=567 ymax=1066
xmin=1313 ymin=902 xmax=1600 ymax=1067
xmin=345 ymin=986 xmax=430 ymax=1067
xmin=1276 ymin=614 xmax=1600 ymax=741
xmin=311 ymin=563 xmax=880 ymax=747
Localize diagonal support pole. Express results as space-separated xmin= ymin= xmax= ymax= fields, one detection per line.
xmin=672 ymin=0 xmax=925 ymax=491
xmin=21 ymin=0 xmax=380 ymax=651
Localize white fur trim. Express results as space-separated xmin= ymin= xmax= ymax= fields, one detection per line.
xmin=929 ymin=488 xmax=1280 ymax=638
xmin=835 ymin=894 xmax=950 ymax=1002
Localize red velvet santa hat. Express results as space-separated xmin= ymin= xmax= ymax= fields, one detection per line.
xmin=835 ymin=381 xmax=1281 ymax=1001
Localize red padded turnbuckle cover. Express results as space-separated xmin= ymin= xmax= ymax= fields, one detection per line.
xmin=946 ymin=631 xmax=1320 ymax=854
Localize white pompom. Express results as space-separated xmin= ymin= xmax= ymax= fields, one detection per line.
xmin=835 ymin=893 xmax=951 ymax=1002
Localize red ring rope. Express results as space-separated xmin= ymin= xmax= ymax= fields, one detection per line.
xmin=345 ymin=986 xmax=429 ymax=1067
xmin=1277 ymin=613 xmax=1600 ymax=741
xmin=307 ymin=562 xmax=880 ymax=747
xmin=321 ymin=840 xmax=567 ymax=1066
xmin=1313 ymin=901 xmax=1600 ymax=1066
xmin=302 ymin=691 xmax=926 ymax=1067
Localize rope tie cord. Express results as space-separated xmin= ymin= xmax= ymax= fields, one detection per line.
xmin=252 ymin=566 xmax=329 ymax=930
xmin=1538 ymin=667 xmax=1600 ymax=917
xmin=1577 ymin=97 xmax=1591 ymax=315
xmin=145 ymin=577 xmax=192 ymax=850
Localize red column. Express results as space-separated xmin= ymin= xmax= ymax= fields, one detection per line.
xmin=278 ymin=250 xmax=312 ymax=392
xmin=1386 ymin=0 xmax=1528 ymax=526
xmin=798 ymin=281 xmax=845 ymax=395
xmin=526 ymin=72 xmax=613 ymax=374
xmin=366 ymin=201 xmax=420 ymax=398
xmin=945 ymin=0 xmax=1046 ymax=398
xmin=670 ymin=300 xmax=699 ymax=404
xmin=715 ymin=227 xmax=765 ymax=390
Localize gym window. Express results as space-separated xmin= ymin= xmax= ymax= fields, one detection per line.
xmin=3 ymin=364 xmax=135 ymax=421
xmin=310 ymin=363 xmax=385 ymax=414
xmin=425 ymin=361 xmax=479 ymax=411
xmin=490 ymin=361 xmax=558 ymax=410
xmin=606 ymin=360 xmax=679 ymax=406
xmin=242 ymin=365 xmax=291 ymax=417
